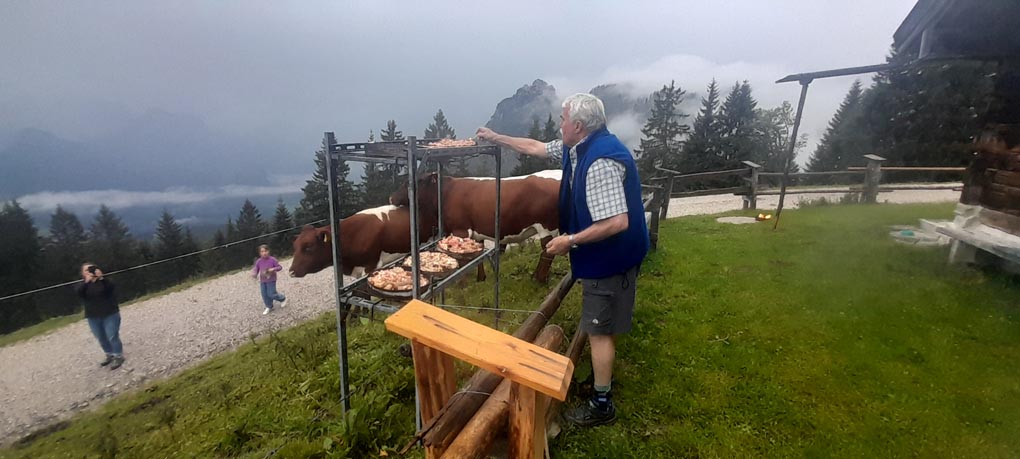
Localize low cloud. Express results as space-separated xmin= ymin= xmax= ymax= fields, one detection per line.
xmin=546 ymin=54 xmax=863 ymax=166
xmin=17 ymin=178 xmax=306 ymax=215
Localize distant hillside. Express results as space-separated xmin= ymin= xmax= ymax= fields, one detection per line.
xmin=0 ymin=110 xmax=286 ymax=200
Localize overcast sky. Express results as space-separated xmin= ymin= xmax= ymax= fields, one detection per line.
xmin=1 ymin=0 xmax=916 ymax=179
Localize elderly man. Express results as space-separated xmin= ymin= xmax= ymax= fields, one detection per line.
xmin=477 ymin=93 xmax=649 ymax=427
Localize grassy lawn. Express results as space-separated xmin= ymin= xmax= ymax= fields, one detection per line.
xmin=4 ymin=203 xmax=1019 ymax=458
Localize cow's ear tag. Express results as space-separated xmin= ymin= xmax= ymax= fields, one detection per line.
xmin=322 ymin=233 xmax=330 ymax=243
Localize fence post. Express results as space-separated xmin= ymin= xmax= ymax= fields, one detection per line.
xmin=741 ymin=161 xmax=762 ymax=210
xmin=649 ymin=186 xmax=663 ymax=251
xmin=658 ymin=176 xmax=673 ymax=220
xmin=862 ymin=154 xmax=886 ymax=203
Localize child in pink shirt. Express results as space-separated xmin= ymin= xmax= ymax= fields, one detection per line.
xmin=252 ymin=244 xmax=287 ymax=315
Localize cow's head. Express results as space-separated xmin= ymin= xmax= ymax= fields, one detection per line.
xmin=289 ymin=224 xmax=333 ymax=277
xmin=389 ymin=172 xmax=440 ymax=212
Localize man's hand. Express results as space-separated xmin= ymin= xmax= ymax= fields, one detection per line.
xmin=475 ymin=127 xmax=498 ymax=142
xmin=545 ymin=235 xmax=572 ymax=256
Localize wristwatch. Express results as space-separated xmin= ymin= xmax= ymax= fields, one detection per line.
xmin=568 ymin=234 xmax=579 ymax=249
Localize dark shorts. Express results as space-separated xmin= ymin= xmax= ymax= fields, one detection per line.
xmin=579 ymin=264 xmax=639 ymax=336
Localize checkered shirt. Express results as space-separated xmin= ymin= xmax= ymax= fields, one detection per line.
xmin=545 ymin=139 xmax=628 ymax=222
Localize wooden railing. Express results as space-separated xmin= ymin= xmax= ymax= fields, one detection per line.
xmin=648 ymin=154 xmax=967 ymax=218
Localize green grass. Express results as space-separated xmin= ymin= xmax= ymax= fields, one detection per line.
xmin=0 ymin=314 xmax=84 ymax=348
xmin=4 ymin=203 xmax=1020 ymax=458
xmin=0 ymin=270 xmax=240 ymax=348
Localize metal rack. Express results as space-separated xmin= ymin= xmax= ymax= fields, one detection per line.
xmin=321 ymin=132 xmax=503 ymax=412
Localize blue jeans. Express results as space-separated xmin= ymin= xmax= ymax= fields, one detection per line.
xmin=260 ymin=281 xmax=285 ymax=308
xmin=87 ymin=312 xmax=123 ymax=357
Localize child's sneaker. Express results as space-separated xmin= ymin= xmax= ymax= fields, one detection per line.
xmin=279 ymin=299 xmax=288 ymax=308
xmin=263 ymin=307 xmax=271 ymax=315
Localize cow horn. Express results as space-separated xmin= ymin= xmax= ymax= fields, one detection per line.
xmin=322 ymin=232 xmax=330 ymax=243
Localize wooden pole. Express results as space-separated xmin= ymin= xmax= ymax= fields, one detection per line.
xmin=648 ymin=187 xmax=662 ymax=251
xmin=862 ymin=154 xmax=887 ymax=203
xmin=774 ymin=80 xmax=811 ymax=230
xmin=442 ymin=325 xmax=565 ymax=459
xmin=659 ymin=176 xmax=673 ymax=220
xmin=742 ymin=161 xmax=762 ymax=210
xmin=423 ymin=273 xmax=576 ymax=449
xmin=410 ymin=340 xmax=457 ymax=459
xmin=545 ymin=327 xmax=587 ymax=432
xmin=532 ymin=236 xmax=555 ymax=283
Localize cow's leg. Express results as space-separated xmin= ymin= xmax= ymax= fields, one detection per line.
xmin=476 ymin=264 xmax=486 ymax=282
xmin=498 ymin=243 xmax=508 ymax=254
xmin=533 ymin=236 xmax=555 ymax=283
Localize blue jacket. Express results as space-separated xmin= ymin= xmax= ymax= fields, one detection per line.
xmin=558 ymin=126 xmax=649 ymax=279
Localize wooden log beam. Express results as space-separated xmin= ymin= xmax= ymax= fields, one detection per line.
xmin=847 ymin=166 xmax=966 ymax=172
xmin=386 ymin=301 xmax=572 ymax=400
xmin=423 ymin=273 xmax=576 ymax=449
xmin=668 ymin=168 xmax=748 ymax=184
xmin=442 ymin=325 xmax=565 ymax=459
xmin=758 ymin=170 xmax=864 ymax=177
xmin=670 ymin=186 xmax=747 ymax=198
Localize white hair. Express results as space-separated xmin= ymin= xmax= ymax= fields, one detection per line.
xmin=562 ymin=93 xmax=607 ymax=133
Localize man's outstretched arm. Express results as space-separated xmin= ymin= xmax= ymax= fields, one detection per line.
xmin=476 ymin=127 xmax=550 ymax=157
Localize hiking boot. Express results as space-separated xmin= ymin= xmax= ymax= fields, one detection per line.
xmin=99 ymin=355 xmax=114 ymax=367
xmin=263 ymin=307 xmax=271 ymax=315
xmin=109 ymin=356 xmax=125 ymax=370
xmin=564 ymin=400 xmax=616 ymax=427
xmin=575 ymin=374 xmax=617 ymax=399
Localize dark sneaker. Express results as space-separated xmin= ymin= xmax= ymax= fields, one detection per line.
xmin=99 ymin=355 xmax=114 ymax=367
xmin=109 ymin=356 xmax=125 ymax=370
xmin=564 ymin=400 xmax=616 ymax=427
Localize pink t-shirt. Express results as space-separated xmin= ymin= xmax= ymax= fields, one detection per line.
xmin=252 ymin=256 xmax=282 ymax=283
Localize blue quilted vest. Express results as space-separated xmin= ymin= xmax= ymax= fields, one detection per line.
xmin=558 ymin=126 xmax=649 ymax=279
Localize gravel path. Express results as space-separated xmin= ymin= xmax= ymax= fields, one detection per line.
xmin=0 ymin=185 xmax=962 ymax=445
xmin=0 ymin=262 xmax=345 ymax=445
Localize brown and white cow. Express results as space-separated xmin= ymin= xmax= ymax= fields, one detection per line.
xmin=289 ymin=205 xmax=434 ymax=278
xmin=387 ymin=170 xmax=561 ymax=244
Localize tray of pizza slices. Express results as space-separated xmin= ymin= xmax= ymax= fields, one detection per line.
xmin=366 ymin=266 xmax=430 ymax=299
xmin=423 ymin=138 xmax=477 ymax=149
xmin=436 ymin=235 xmax=485 ymax=261
xmin=402 ymin=251 xmax=460 ymax=278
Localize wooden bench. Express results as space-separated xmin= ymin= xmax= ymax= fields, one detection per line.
xmin=386 ymin=300 xmax=573 ymax=459
xmin=937 ymin=224 xmax=1020 ymax=268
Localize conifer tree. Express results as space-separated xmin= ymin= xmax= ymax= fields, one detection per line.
xmin=270 ymin=198 xmax=295 ymax=256
xmin=635 ymin=80 xmax=689 ymax=178
xmin=0 ymin=201 xmax=41 ymax=331
xmin=806 ymin=80 xmax=866 ymax=172
xmin=684 ymin=79 xmax=724 ymax=172
xmin=718 ymin=81 xmax=758 ymax=167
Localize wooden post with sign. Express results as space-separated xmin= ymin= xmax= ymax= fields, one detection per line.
xmin=386 ymin=300 xmax=573 ymax=459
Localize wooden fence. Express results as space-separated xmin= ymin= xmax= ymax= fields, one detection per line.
xmin=648 ymin=155 xmax=966 ymax=221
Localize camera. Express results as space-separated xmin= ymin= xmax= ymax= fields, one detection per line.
xmin=87 ymin=265 xmax=98 ymax=274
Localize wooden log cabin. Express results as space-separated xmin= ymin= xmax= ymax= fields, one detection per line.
xmin=894 ymin=0 xmax=1020 ymax=264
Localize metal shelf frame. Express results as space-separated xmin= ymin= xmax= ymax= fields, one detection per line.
xmin=321 ymin=132 xmax=503 ymax=413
